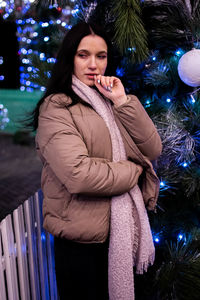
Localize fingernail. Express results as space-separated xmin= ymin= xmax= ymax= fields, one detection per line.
xmin=97 ymin=79 xmax=100 ymax=84
xmin=107 ymin=86 xmax=111 ymax=91
xmin=110 ymin=84 xmax=113 ymax=88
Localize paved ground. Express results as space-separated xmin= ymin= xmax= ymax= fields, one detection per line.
xmin=0 ymin=132 xmax=42 ymax=221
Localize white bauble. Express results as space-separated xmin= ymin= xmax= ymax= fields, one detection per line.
xmin=178 ymin=49 xmax=200 ymax=87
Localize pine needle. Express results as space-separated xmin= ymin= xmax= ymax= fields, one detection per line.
xmin=142 ymin=0 xmax=194 ymax=51
xmin=155 ymin=239 xmax=200 ymax=300
xmin=112 ymin=0 xmax=149 ymax=63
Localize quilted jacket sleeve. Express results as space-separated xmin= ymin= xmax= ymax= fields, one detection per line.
xmin=36 ymin=95 xmax=142 ymax=197
xmin=113 ymin=95 xmax=162 ymax=161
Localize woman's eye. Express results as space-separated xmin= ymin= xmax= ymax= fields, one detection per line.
xmin=98 ymin=55 xmax=107 ymax=59
xmin=78 ymin=54 xmax=87 ymax=58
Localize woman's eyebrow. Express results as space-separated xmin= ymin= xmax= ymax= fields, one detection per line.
xmin=77 ymin=49 xmax=90 ymax=53
xmin=77 ymin=49 xmax=107 ymax=54
xmin=98 ymin=51 xmax=107 ymax=55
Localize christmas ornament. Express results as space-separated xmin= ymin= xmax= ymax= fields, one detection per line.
xmin=178 ymin=49 xmax=200 ymax=87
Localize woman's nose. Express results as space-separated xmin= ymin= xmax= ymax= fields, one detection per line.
xmin=88 ymin=56 xmax=97 ymax=69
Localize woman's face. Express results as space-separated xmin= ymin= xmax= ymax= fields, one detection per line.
xmin=74 ymin=34 xmax=108 ymax=86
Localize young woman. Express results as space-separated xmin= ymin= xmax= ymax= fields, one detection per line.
xmin=33 ymin=22 xmax=162 ymax=300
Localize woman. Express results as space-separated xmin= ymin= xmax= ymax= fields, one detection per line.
xmin=34 ymin=22 xmax=162 ymax=300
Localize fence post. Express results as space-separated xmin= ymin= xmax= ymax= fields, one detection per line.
xmin=0 ymin=230 xmax=7 ymax=300
xmin=23 ymin=197 xmax=40 ymax=300
xmin=13 ymin=204 xmax=31 ymax=300
xmin=0 ymin=190 xmax=59 ymax=300
xmin=34 ymin=191 xmax=50 ymax=300
xmin=1 ymin=215 xmax=20 ymax=300
xmin=46 ymin=233 xmax=58 ymax=300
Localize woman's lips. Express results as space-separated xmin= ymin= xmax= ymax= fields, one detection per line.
xmin=86 ymin=74 xmax=97 ymax=79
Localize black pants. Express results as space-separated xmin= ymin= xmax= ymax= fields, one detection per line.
xmin=54 ymin=237 xmax=109 ymax=300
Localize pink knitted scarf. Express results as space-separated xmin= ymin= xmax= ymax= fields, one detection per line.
xmin=72 ymin=75 xmax=155 ymax=300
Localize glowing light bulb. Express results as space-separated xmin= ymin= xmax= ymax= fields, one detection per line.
xmin=175 ymin=49 xmax=184 ymax=56
xmin=178 ymin=234 xmax=183 ymax=240
xmin=154 ymin=237 xmax=160 ymax=243
xmin=41 ymin=22 xmax=49 ymax=27
xmin=182 ymin=162 xmax=188 ymax=168
xmin=116 ymin=67 xmax=125 ymax=77
xmin=44 ymin=36 xmax=49 ymax=42
xmin=190 ymin=95 xmax=196 ymax=103
xmin=1 ymin=1 xmax=7 ymax=8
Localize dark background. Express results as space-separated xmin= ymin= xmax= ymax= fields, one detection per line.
xmin=0 ymin=17 xmax=20 ymax=89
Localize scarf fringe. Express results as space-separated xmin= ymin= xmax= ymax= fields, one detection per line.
xmin=135 ymin=252 xmax=155 ymax=274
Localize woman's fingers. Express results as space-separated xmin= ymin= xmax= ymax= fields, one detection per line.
xmin=94 ymin=75 xmax=127 ymax=106
xmin=105 ymin=77 xmax=111 ymax=91
xmin=95 ymin=75 xmax=114 ymax=92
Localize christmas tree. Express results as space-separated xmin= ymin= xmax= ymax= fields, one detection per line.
xmin=2 ymin=0 xmax=200 ymax=299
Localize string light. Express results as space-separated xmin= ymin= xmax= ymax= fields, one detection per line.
xmin=0 ymin=103 xmax=9 ymax=130
xmin=1 ymin=1 xmax=77 ymax=91
xmin=41 ymin=22 xmax=49 ymax=27
xmin=116 ymin=67 xmax=125 ymax=77
xmin=61 ymin=21 xmax=66 ymax=27
xmin=178 ymin=234 xmax=183 ymax=240
xmin=181 ymin=162 xmax=189 ymax=168
xmin=47 ymin=57 xmax=56 ymax=63
xmin=152 ymin=232 xmax=161 ymax=244
xmin=39 ymin=53 xmax=46 ymax=61
xmin=151 ymin=232 xmax=188 ymax=245
xmin=159 ymin=180 xmax=171 ymax=192
xmin=175 ymin=49 xmax=184 ymax=56
xmin=0 ymin=1 xmax=7 ymax=8
xmin=190 ymin=95 xmax=196 ymax=103
xmin=177 ymin=233 xmax=187 ymax=244
xmin=127 ymin=47 xmax=136 ymax=52
xmin=154 ymin=237 xmax=160 ymax=243
xmin=160 ymin=181 xmax=165 ymax=187
xmin=71 ymin=7 xmax=80 ymax=16
xmin=44 ymin=36 xmax=50 ymax=42
xmin=145 ymin=100 xmax=151 ymax=108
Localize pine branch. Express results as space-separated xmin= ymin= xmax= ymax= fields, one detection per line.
xmin=112 ymin=0 xmax=149 ymax=63
xmin=155 ymin=239 xmax=200 ymax=300
xmin=142 ymin=0 xmax=194 ymax=51
xmin=144 ymin=61 xmax=170 ymax=87
xmin=153 ymin=108 xmax=196 ymax=167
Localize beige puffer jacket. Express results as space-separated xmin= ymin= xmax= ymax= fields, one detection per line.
xmin=36 ymin=93 xmax=162 ymax=243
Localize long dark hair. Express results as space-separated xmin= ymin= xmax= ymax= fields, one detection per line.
xmin=28 ymin=21 xmax=115 ymax=131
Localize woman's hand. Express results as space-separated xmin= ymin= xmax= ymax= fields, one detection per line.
xmin=94 ymin=75 xmax=127 ymax=107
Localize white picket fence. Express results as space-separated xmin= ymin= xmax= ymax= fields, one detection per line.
xmin=0 ymin=190 xmax=59 ymax=300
